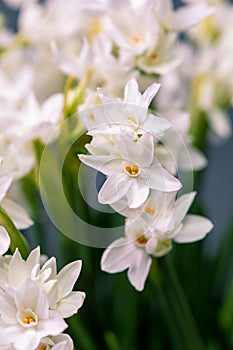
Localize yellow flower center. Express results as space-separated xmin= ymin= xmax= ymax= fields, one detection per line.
xmin=23 ymin=314 xmax=36 ymax=325
xmin=125 ymin=164 xmax=139 ymax=176
xmin=132 ymin=36 xmax=142 ymax=44
xmin=39 ymin=345 xmax=47 ymax=350
xmin=144 ymin=206 xmax=155 ymax=216
xmin=150 ymin=53 xmax=158 ymax=61
xmin=136 ymin=235 xmax=148 ymax=245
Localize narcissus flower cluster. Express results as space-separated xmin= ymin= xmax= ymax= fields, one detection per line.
xmin=0 ymin=247 xmax=85 ymax=350
xmin=78 ymin=78 xmax=213 ymax=291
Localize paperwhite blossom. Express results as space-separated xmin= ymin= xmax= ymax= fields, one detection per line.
xmin=0 ymin=247 xmax=85 ymax=319
xmin=0 ymin=247 xmax=85 ymax=349
xmin=0 ymin=279 xmax=67 ymax=350
xmin=80 ymin=133 xmax=182 ymax=208
xmin=83 ymin=78 xmax=169 ymax=136
xmin=37 ymin=334 xmax=73 ymax=350
xmin=101 ymin=190 xmax=213 ymax=291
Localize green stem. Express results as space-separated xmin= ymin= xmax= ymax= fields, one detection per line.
xmin=189 ymin=76 xmax=208 ymax=151
xmin=157 ymin=255 xmax=205 ymax=350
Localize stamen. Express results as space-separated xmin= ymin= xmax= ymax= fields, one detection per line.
xmin=23 ymin=314 xmax=36 ymax=324
xmin=89 ymin=113 xmax=95 ymax=121
xmin=136 ymin=235 xmax=148 ymax=245
xmin=144 ymin=206 xmax=155 ymax=215
xmin=39 ymin=345 xmax=47 ymax=350
xmin=125 ymin=164 xmax=139 ymax=176
xmin=132 ymin=36 xmax=142 ymax=43
xmin=127 ymin=115 xmax=136 ymax=123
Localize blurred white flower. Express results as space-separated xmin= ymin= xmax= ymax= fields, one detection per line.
xmin=84 ymin=78 xmax=169 ymax=136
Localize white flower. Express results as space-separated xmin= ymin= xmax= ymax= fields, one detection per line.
xmin=0 ymin=226 xmax=10 ymax=256
xmin=101 ymin=191 xmax=213 ymax=291
xmin=0 ymin=279 xmax=67 ymax=350
xmin=0 ymin=247 xmax=41 ymax=289
xmin=106 ymin=3 xmax=159 ymax=56
xmin=39 ymin=259 xmax=86 ymax=318
xmin=156 ymin=0 xmax=215 ymax=32
xmin=0 ymin=247 xmax=85 ymax=320
xmin=0 ymin=66 xmax=33 ymax=107
xmin=154 ymin=108 xmax=207 ymax=174
xmin=83 ymin=78 xmax=170 ymax=137
xmin=136 ymin=33 xmax=182 ymax=75
xmin=80 ymin=133 xmax=182 ymax=208
xmin=52 ymin=34 xmax=134 ymax=93
xmin=0 ymin=91 xmax=63 ymax=145
xmin=37 ymin=334 xmax=73 ymax=350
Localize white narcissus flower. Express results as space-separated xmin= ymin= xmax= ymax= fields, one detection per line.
xmin=38 ymin=334 xmax=73 ymax=350
xmin=154 ymin=109 xmax=207 ymax=174
xmin=0 ymin=247 xmax=85 ymax=320
xmin=106 ymin=3 xmax=160 ymax=56
xmin=0 ymin=66 xmax=33 ymax=106
xmin=0 ymin=279 xmax=67 ymax=350
xmin=92 ymin=78 xmax=170 ymax=136
xmin=101 ymin=191 xmax=213 ymax=291
xmin=0 ymin=91 xmax=64 ymax=145
xmin=40 ymin=259 xmax=86 ymax=318
xmin=79 ymin=133 xmax=182 ymax=209
xmin=0 ymin=226 xmax=10 ymax=256
xmin=52 ymin=34 xmax=134 ymax=93
xmin=156 ymin=0 xmax=215 ymax=32
xmin=0 ymin=247 xmax=41 ymax=289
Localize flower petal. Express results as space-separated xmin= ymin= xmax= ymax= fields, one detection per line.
xmin=127 ymin=178 xmax=149 ymax=209
xmin=171 ymin=3 xmax=215 ymax=31
xmin=79 ymin=155 xmax=122 ymax=175
xmin=1 ymin=198 xmax=33 ymax=230
xmin=98 ymin=173 xmax=131 ymax=204
xmin=0 ymin=322 xmax=22 ymax=345
xmin=15 ymin=279 xmax=40 ymax=310
xmin=174 ymin=214 xmax=213 ymax=243
xmin=0 ymin=290 xmax=17 ymax=324
xmin=55 ymin=291 xmax=86 ymax=318
xmin=144 ymin=164 xmax=182 ymax=192
xmin=142 ymin=114 xmax=170 ymax=135
xmin=127 ymin=249 xmax=152 ymax=291
xmin=14 ymin=330 xmax=40 ymax=350
xmin=57 ymin=260 xmax=82 ymax=298
xmin=0 ymin=226 xmax=10 ymax=255
xmin=169 ymin=192 xmax=196 ymax=230
xmin=178 ymin=146 xmax=207 ymax=171
xmin=0 ymin=173 xmax=12 ymax=202
xmin=37 ymin=311 xmax=67 ymax=337
xmin=142 ymin=83 xmax=161 ymax=107
xmin=101 ymin=237 xmax=138 ymax=274
xmin=123 ymin=78 xmax=140 ymax=104
xmin=117 ymin=133 xmax=154 ymax=167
